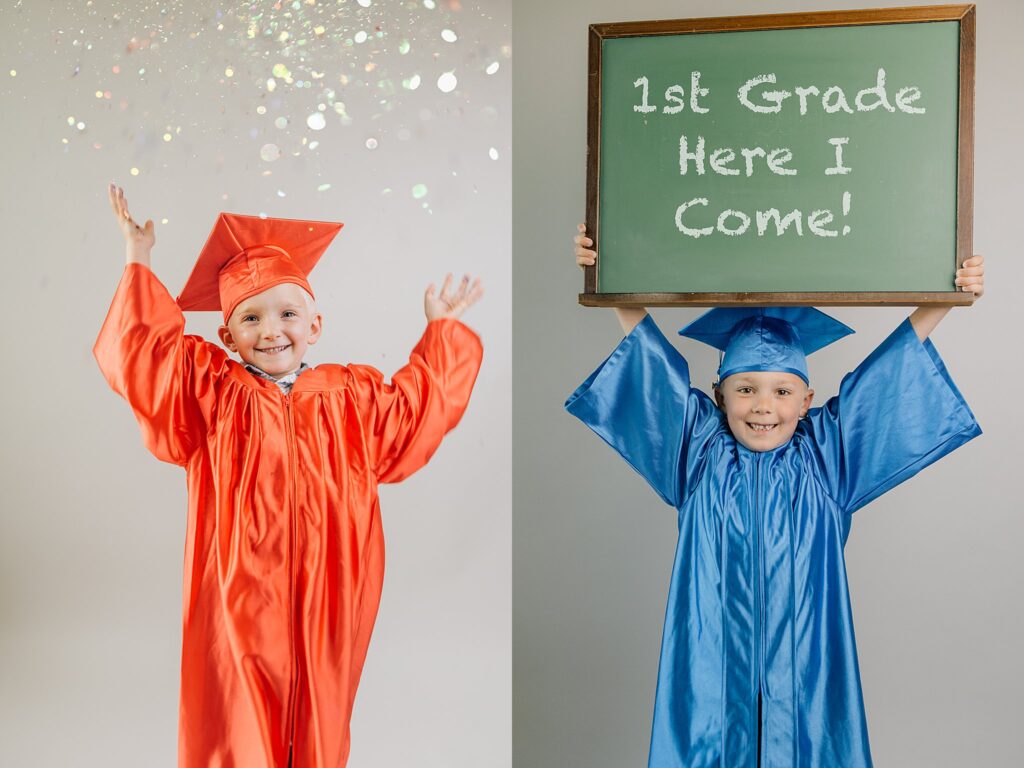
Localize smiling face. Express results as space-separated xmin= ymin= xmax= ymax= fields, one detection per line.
xmin=715 ymin=371 xmax=814 ymax=452
xmin=217 ymin=282 xmax=322 ymax=378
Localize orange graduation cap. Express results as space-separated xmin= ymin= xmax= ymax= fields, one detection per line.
xmin=177 ymin=212 xmax=344 ymax=321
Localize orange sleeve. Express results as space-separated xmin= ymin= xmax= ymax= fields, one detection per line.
xmin=348 ymin=317 xmax=483 ymax=483
xmin=93 ymin=263 xmax=228 ymax=466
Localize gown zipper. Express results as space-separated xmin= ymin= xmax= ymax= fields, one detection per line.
xmin=754 ymin=453 xmax=765 ymax=767
xmin=283 ymin=393 xmax=300 ymax=764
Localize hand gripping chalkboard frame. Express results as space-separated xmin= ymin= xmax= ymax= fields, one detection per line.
xmin=581 ymin=4 xmax=976 ymax=307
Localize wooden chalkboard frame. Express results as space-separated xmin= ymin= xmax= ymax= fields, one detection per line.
xmin=581 ymin=4 xmax=976 ymax=307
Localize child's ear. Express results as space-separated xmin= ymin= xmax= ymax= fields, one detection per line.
xmin=713 ymin=384 xmax=725 ymax=410
xmin=307 ymin=313 xmax=323 ymax=345
xmin=801 ymin=388 xmax=815 ymax=417
xmin=217 ymin=325 xmax=238 ymax=352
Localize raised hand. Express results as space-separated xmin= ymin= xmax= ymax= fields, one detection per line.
xmin=574 ymin=222 xmax=596 ymax=269
xmin=108 ymin=182 xmax=155 ymax=266
xmin=909 ymin=254 xmax=986 ymax=341
xmin=424 ymin=273 xmax=484 ymax=322
xmin=573 ymin=221 xmax=647 ymax=335
xmin=955 ymin=254 xmax=984 ymax=298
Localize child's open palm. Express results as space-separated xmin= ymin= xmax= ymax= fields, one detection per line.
xmin=108 ymin=182 xmax=154 ymax=264
xmin=424 ymin=274 xmax=484 ymax=322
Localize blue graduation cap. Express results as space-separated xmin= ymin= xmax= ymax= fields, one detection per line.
xmin=678 ymin=307 xmax=854 ymax=385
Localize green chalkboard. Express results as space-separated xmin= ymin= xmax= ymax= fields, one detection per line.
xmin=582 ymin=5 xmax=975 ymax=306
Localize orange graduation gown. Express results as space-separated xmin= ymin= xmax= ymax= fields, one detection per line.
xmin=94 ymin=263 xmax=483 ymax=767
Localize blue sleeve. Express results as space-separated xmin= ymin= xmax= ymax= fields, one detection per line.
xmin=803 ymin=317 xmax=982 ymax=515
xmin=565 ymin=314 xmax=723 ymax=508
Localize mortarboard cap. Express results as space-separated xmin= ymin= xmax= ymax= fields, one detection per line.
xmin=678 ymin=307 xmax=854 ymax=385
xmin=176 ymin=212 xmax=343 ymax=321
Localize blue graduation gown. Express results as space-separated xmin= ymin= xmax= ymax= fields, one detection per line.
xmin=565 ymin=315 xmax=980 ymax=768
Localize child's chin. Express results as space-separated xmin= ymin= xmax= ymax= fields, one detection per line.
xmin=736 ymin=426 xmax=795 ymax=451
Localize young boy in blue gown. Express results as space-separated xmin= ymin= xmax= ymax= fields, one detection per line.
xmin=568 ymin=224 xmax=984 ymax=768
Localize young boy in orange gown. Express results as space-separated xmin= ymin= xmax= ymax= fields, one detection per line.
xmin=95 ymin=184 xmax=484 ymax=768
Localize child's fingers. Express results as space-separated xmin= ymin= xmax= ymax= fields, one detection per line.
xmin=962 ymin=255 xmax=984 ymax=267
xmin=577 ymin=222 xmax=586 ymax=233
xmin=114 ymin=186 xmax=135 ymax=226
xmin=956 ymin=266 xmax=984 ymax=277
xmin=576 ymin=256 xmax=596 ymax=267
xmin=956 ymin=281 xmax=983 ymax=296
xmin=438 ymin=273 xmax=454 ymax=301
xmin=425 ymin=283 xmax=437 ymax=298
xmin=575 ymin=244 xmax=597 ymax=264
xmin=109 ymin=184 xmax=128 ymax=222
xmin=455 ymin=274 xmax=471 ymax=301
xmin=452 ymin=275 xmax=474 ymax=306
xmin=467 ymin=277 xmax=484 ymax=304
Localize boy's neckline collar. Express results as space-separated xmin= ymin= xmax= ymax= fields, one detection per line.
xmin=244 ymin=361 xmax=310 ymax=383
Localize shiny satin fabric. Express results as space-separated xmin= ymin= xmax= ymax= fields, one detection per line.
xmin=566 ymin=315 xmax=980 ymax=768
xmin=94 ymin=263 xmax=483 ymax=768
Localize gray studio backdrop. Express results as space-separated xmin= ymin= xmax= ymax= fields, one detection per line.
xmin=0 ymin=2 xmax=510 ymax=766
xmin=513 ymin=1 xmax=1023 ymax=766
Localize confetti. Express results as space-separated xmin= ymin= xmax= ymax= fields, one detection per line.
xmin=41 ymin=0 xmax=509 ymax=211
xmin=437 ymin=71 xmax=457 ymax=93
